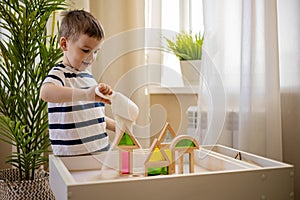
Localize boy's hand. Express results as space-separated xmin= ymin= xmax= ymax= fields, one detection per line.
xmin=94 ymin=83 xmax=113 ymax=104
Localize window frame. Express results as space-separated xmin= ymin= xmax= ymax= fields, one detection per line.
xmin=145 ymin=0 xmax=204 ymax=87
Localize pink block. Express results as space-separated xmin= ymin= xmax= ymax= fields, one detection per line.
xmin=122 ymin=151 xmax=130 ymax=174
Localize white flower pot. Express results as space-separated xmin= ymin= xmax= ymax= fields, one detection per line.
xmin=180 ymin=60 xmax=201 ymax=86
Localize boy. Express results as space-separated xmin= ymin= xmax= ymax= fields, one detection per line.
xmin=40 ymin=10 xmax=115 ymax=156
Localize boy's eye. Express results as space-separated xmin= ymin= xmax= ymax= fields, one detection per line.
xmin=81 ymin=49 xmax=90 ymax=53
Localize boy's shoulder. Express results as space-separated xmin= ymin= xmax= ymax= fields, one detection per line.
xmin=51 ymin=63 xmax=74 ymax=74
xmin=53 ymin=63 xmax=66 ymax=70
xmin=55 ymin=63 xmax=66 ymax=68
xmin=50 ymin=63 xmax=94 ymax=77
xmin=49 ymin=63 xmax=65 ymax=72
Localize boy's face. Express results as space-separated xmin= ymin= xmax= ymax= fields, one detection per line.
xmin=60 ymin=33 xmax=102 ymax=71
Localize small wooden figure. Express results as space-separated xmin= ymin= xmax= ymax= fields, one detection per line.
xmin=116 ymin=128 xmax=141 ymax=175
xmin=169 ymin=135 xmax=199 ymax=174
xmin=144 ymin=138 xmax=171 ymax=176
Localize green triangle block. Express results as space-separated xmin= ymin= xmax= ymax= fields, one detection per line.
xmin=175 ymin=139 xmax=196 ymax=148
xmin=118 ymin=132 xmax=135 ymax=146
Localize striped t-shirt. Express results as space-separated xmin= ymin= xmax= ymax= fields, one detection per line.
xmin=43 ymin=63 xmax=109 ymax=156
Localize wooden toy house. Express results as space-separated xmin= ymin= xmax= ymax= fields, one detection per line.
xmin=157 ymin=122 xmax=177 ymax=174
xmin=169 ymin=135 xmax=199 ymax=174
xmin=144 ymin=138 xmax=170 ymax=176
xmin=145 ymin=122 xmax=200 ymax=175
xmin=116 ymin=128 xmax=141 ymax=175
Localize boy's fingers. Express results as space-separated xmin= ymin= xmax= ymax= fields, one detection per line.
xmin=98 ymin=83 xmax=112 ymax=95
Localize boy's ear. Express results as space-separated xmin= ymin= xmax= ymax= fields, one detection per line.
xmin=60 ymin=37 xmax=67 ymax=51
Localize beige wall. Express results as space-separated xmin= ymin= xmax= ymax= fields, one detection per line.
xmin=0 ymin=136 xmax=11 ymax=169
xmin=150 ymin=93 xmax=198 ymax=142
xmin=90 ymin=0 xmax=145 ymax=36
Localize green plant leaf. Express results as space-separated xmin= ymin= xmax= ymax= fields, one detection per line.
xmin=165 ymin=31 xmax=204 ymax=61
xmin=0 ymin=0 xmax=65 ymax=180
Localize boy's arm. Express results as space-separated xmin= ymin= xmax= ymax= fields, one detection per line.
xmin=40 ymin=83 xmax=112 ymax=104
xmin=105 ymin=116 xmax=116 ymax=132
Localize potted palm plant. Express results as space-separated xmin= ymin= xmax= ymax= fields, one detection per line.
xmin=165 ymin=31 xmax=204 ymax=85
xmin=0 ymin=0 xmax=65 ymax=199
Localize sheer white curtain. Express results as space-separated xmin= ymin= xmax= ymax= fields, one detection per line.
xmin=277 ymin=0 xmax=300 ymax=196
xmin=201 ymin=0 xmax=282 ymax=160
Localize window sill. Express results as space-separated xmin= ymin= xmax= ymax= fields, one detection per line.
xmin=148 ymin=86 xmax=199 ymax=94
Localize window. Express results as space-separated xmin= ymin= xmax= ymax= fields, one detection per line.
xmin=146 ymin=0 xmax=204 ymax=87
xmin=162 ymin=0 xmax=203 ymax=33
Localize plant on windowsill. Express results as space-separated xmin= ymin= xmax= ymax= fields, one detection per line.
xmin=165 ymin=31 xmax=204 ymax=85
xmin=0 ymin=0 xmax=65 ymax=199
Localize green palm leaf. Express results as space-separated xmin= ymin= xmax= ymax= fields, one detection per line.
xmin=0 ymin=0 xmax=66 ymax=180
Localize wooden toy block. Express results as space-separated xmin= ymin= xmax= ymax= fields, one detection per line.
xmin=117 ymin=128 xmax=141 ymax=151
xmin=157 ymin=122 xmax=177 ymax=148
xmin=116 ymin=128 xmax=141 ymax=175
xmin=170 ymin=135 xmax=199 ymax=174
xmin=119 ymin=150 xmax=133 ymax=175
xmin=189 ymin=151 xmax=195 ymax=173
xmin=168 ymin=160 xmax=176 ymax=174
xmin=144 ymin=138 xmax=171 ymax=176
